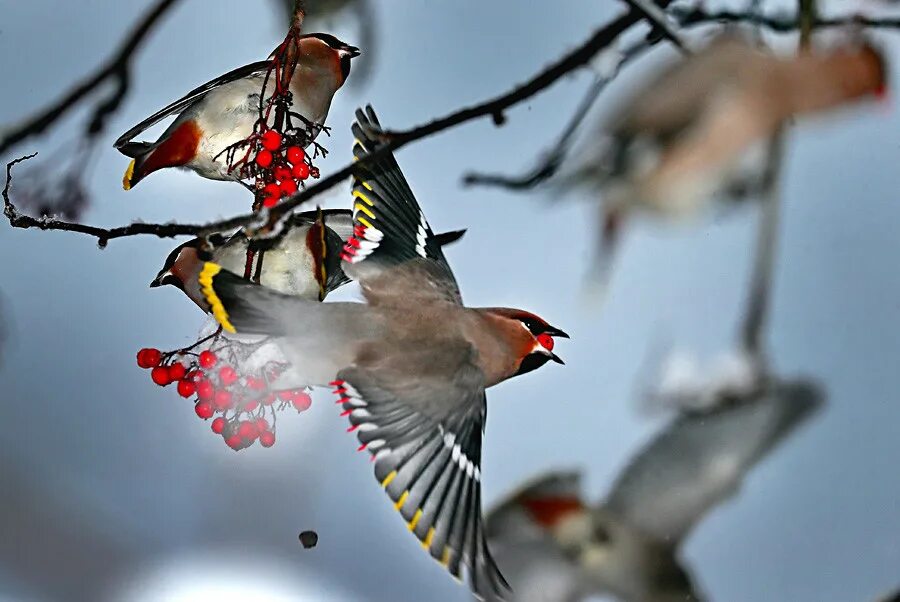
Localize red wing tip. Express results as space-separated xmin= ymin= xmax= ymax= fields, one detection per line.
xmin=329 ymin=380 xmax=345 ymax=387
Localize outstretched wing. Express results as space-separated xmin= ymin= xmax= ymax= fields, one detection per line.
xmin=341 ymin=105 xmax=463 ymax=304
xmin=330 ymin=343 xmax=509 ymax=600
xmin=114 ymin=60 xmax=271 ymax=149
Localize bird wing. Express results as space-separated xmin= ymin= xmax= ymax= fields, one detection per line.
xmin=332 ymin=342 xmax=510 ymax=600
xmin=605 ymin=379 xmax=822 ymax=543
xmin=341 ymin=105 xmax=463 ymax=304
xmin=113 ymin=60 xmax=271 ymax=149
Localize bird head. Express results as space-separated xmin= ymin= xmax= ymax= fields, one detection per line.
xmin=298 ymin=33 xmax=360 ymax=86
xmin=485 ymin=308 xmax=568 ymax=376
xmin=150 ymin=237 xmax=221 ymax=310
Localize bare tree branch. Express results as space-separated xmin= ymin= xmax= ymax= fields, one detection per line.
xmin=3 ymin=5 xmax=668 ymax=243
xmin=669 ymin=6 xmax=900 ymax=32
xmin=622 ymin=0 xmax=690 ymax=52
xmin=0 ymin=0 xmax=181 ymax=156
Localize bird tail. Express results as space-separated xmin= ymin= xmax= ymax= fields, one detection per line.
xmin=433 ymin=229 xmax=466 ymax=247
xmin=198 ymin=262 xmax=306 ymax=335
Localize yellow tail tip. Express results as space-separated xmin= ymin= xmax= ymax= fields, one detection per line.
xmin=198 ymin=262 xmax=236 ymax=333
xmin=122 ymin=159 xmax=135 ymax=190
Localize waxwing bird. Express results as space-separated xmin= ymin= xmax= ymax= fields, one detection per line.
xmin=562 ymin=36 xmax=886 ymax=282
xmin=196 ymin=106 xmax=568 ymax=599
xmin=482 ymin=378 xmax=822 ymax=602
xmin=151 ymin=208 xmax=465 ymax=312
xmin=116 ymin=33 xmax=360 ymax=189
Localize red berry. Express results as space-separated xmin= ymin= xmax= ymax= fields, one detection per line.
xmin=286 ymin=146 xmax=305 ymax=165
xmin=263 ymin=196 xmax=279 ymax=208
xmin=137 ymin=348 xmax=162 ymax=369
xmin=211 ymin=417 xmax=227 ymax=434
xmin=246 ymin=377 xmax=266 ymax=391
xmin=259 ymin=430 xmax=276 ymax=447
xmin=213 ymin=389 xmax=233 ymax=410
xmin=255 ymin=418 xmax=269 ymax=432
xmin=219 ymin=366 xmax=238 ymax=386
xmin=291 ymin=162 xmax=310 ymax=180
xmin=238 ymin=420 xmax=258 ymax=441
xmin=186 ymin=370 xmax=203 ymax=381
xmin=277 ymin=390 xmax=294 ymax=401
xmin=177 ymin=379 xmax=196 ymax=398
xmin=261 ymin=130 xmax=282 ymax=151
xmin=536 ymin=332 xmax=554 ymax=351
xmin=168 ymin=362 xmax=186 ymax=381
xmin=280 ymin=178 xmax=298 ymax=196
xmin=255 ymin=149 xmax=273 ymax=168
xmin=292 ymin=391 xmax=312 ymax=412
xmin=196 ymin=379 xmax=214 ymax=400
xmin=151 ymin=366 xmax=170 ymax=386
xmin=263 ymin=182 xmax=280 ymax=197
xmin=262 ymin=393 xmax=276 ymax=406
xmin=273 ymin=166 xmax=292 ymax=182
xmin=243 ymin=399 xmax=260 ymax=412
xmin=225 ymin=434 xmax=243 ymax=450
xmin=195 ymin=400 xmax=214 ymax=419
xmin=198 ymin=350 xmax=217 ymax=370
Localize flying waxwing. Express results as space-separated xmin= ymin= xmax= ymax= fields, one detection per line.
xmin=116 ymin=33 xmax=359 ymax=189
xmin=151 ymin=208 xmax=465 ymax=311
xmin=196 ymin=106 xmax=568 ymax=599
xmin=482 ymin=379 xmax=822 ymax=602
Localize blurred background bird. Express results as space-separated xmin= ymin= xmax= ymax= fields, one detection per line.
xmin=560 ymin=35 xmax=886 ymax=287
xmin=196 ymin=106 xmax=568 ymax=599
xmin=482 ymin=377 xmax=823 ymax=602
xmin=116 ymin=32 xmax=359 ymax=189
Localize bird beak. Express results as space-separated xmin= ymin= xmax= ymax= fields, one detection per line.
xmin=544 ymin=325 xmax=570 ymax=339
xmin=549 ymin=351 xmax=565 ymax=365
xmin=340 ymin=46 xmax=361 ymax=59
xmin=149 ymin=273 xmax=166 ymax=288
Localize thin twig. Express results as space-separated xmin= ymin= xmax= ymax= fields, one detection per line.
xmin=0 ymin=0 xmax=181 ymax=156
xmin=670 ymin=7 xmax=900 ymax=32
xmin=3 ymin=5 xmax=665 ymax=243
xmin=622 ymin=0 xmax=690 ymax=52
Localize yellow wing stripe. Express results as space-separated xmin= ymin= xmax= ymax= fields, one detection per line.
xmin=394 ymin=491 xmax=409 ymax=511
xmin=354 ymin=203 xmax=375 ymax=219
xmin=361 ymin=181 xmax=373 ymax=191
xmin=352 ymin=189 xmax=375 ymax=207
xmin=440 ymin=547 xmax=452 ymax=567
xmin=198 ymin=263 xmax=236 ymax=333
xmin=381 ymin=470 xmax=397 ymax=488
xmin=357 ymin=216 xmax=374 ymax=230
xmin=122 ymin=159 xmax=135 ymax=190
xmin=422 ymin=527 xmax=435 ymax=550
xmin=407 ymin=509 xmax=423 ymax=531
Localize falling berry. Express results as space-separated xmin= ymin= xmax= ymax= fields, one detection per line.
xmin=137 ymin=348 xmax=162 ymax=369
xmin=199 ymin=350 xmax=217 ymax=370
xmin=195 ymin=400 xmax=215 ymax=419
xmin=259 ymin=430 xmax=276 ymax=448
xmin=213 ymin=389 xmax=233 ymax=410
xmin=298 ymin=530 xmax=318 ymax=549
xmin=255 ymin=149 xmax=273 ymax=168
xmin=196 ymin=379 xmax=215 ymax=400
xmin=177 ymin=379 xmax=196 ymax=398
xmin=273 ymin=166 xmax=292 ymax=182
xmin=292 ymin=391 xmax=312 ymax=412
xmin=261 ymin=130 xmax=282 ymax=151
xmin=219 ymin=366 xmax=238 ymax=386
xmin=280 ymin=178 xmax=298 ymax=196
xmin=151 ymin=366 xmax=170 ymax=386
xmin=225 ymin=434 xmax=243 ymax=450
xmin=286 ymin=146 xmax=305 ymax=165
xmin=168 ymin=362 xmax=186 ymax=381
xmin=536 ymin=333 xmax=555 ymax=351
xmin=211 ymin=417 xmax=227 ymax=434
xmin=292 ymin=162 xmax=310 ymax=180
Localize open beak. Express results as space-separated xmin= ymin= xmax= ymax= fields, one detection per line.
xmin=549 ymin=351 xmax=565 ymax=365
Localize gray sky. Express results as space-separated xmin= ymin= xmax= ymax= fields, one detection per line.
xmin=1 ymin=1 xmax=899 ymax=601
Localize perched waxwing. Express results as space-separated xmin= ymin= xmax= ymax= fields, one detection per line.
xmin=482 ymin=379 xmax=822 ymax=602
xmin=196 ymin=106 xmax=568 ymax=599
xmin=564 ymin=36 xmax=886 ymax=279
xmin=116 ymin=33 xmax=359 ymax=189
xmin=151 ymin=209 xmax=466 ymax=311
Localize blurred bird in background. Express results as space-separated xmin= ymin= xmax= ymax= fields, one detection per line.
xmin=483 ymin=378 xmax=823 ymax=602
xmin=196 ymin=106 xmax=568 ymax=599
xmin=560 ymin=35 xmax=886 ymax=287
xmin=115 ymin=33 xmax=359 ymax=189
